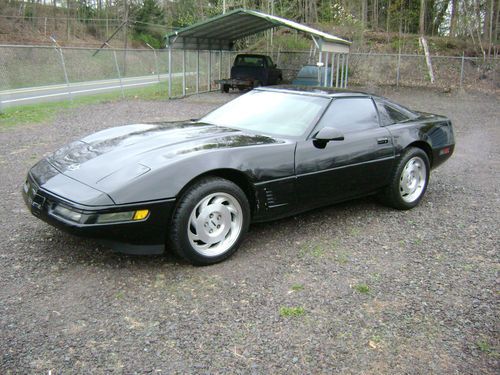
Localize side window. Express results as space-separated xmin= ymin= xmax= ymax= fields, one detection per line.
xmin=317 ymin=98 xmax=379 ymax=133
xmin=375 ymin=99 xmax=410 ymax=126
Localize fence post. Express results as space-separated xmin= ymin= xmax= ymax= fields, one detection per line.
xmin=460 ymin=52 xmax=465 ymax=88
xmin=146 ymin=43 xmax=160 ymax=83
xmin=168 ymin=46 xmax=172 ymax=98
xmin=182 ymin=49 xmax=186 ymax=96
xmin=396 ymin=50 xmax=401 ymax=87
xmin=112 ymin=49 xmax=125 ymax=99
xmin=50 ymin=38 xmax=73 ymax=102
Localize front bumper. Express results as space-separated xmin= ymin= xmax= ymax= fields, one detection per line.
xmin=22 ymin=174 xmax=176 ymax=254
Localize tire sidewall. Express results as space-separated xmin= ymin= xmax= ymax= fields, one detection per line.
xmin=171 ymin=178 xmax=250 ymax=265
xmin=392 ymin=148 xmax=430 ymax=209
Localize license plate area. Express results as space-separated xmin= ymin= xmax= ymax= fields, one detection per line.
xmin=31 ymin=194 xmax=46 ymax=215
xmin=25 ymin=177 xmax=45 ymax=215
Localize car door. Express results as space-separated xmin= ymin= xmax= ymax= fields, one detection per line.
xmin=295 ymin=97 xmax=395 ymax=209
xmin=265 ymin=56 xmax=279 ymax=84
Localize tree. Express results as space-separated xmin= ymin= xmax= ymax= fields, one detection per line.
xmin=419 ymin=0 xmax=426 ymax=34
xmin=132 ymin=0 xmax=165 ymax=48
xmin=450 ymin=0 xmax=458 ymax=37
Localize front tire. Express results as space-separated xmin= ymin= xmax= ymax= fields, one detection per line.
xmin=169 ymin=177 xmax=250 ymax=265
xmin=380 ymin=147 xmax=430 ymax=210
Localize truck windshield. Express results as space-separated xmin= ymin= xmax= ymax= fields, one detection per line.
xmin=234 ymin=56 xmax=265 ymax=67
xmin=200 ymin=90 xmax=329 ymax=138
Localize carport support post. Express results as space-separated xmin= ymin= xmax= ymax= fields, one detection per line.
xmin=218 ymin=50 xmax=222 ymax=90
xmin=330 ymin=53 xmax=335 ymax=87
xmin=340 ymin=54 xmax=345 ymax=88
xmin=317 ymin=51 xmax=323 ymax=84
xmin=182 ymin=49 xmax=186 ymax=97
xmin=335 ymin=53 xmax=340 ymax=88
xmin=208 ymin=50 xmax=212 ymax=91
xmin=323 ymin=53 xmax=329 ymax=87
xmin=196 ymin=50 xmax=200 ymax=94
xmin=168 ymin=46 xmax=172 ymax=98
xmin=344 ymin=54 xmax=349 ymax=88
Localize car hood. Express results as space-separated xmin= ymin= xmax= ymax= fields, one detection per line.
xmin=44 ymin=122 xmax=280 ymax=191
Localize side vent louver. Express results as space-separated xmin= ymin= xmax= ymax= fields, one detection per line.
xmin=265 ymin=189 xmax=276 ymax=207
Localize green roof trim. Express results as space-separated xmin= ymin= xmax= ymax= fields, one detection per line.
xmin=166 ymin=8 xmax=351 ymax=51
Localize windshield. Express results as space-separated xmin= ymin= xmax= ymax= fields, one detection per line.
xmin=234 ymin=55 xmax=265 ymax=67
xmin=200 ymin=90 xmax=329 ymax=138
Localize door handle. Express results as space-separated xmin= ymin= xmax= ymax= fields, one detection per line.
xmin=377 ymin=137 xmax=389 ymax=144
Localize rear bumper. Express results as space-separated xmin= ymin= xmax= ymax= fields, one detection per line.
xmin=431 ymin=144 xmax=455 ymax=169
xmin=216 ymin=78 xmax=254 ymax=88
xmin=22 ymin=174 xmax=175 ymax=253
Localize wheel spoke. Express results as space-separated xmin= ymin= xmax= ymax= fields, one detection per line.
xmin=186 ymin=192 xmax=243 ymax=257
xmin=399 ymin=156 xmax=427 ymax=203
xmin=212 ymin=196 xmax=226 ymax=205
xmin=226 ymin=204 xmax=238 ymax=215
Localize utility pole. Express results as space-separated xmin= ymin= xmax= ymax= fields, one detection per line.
xmin=123 ymin=0 xmax=128 ymax=76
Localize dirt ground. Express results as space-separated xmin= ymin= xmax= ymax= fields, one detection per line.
xmin=0 ymin=87 xmax=498 ymax=374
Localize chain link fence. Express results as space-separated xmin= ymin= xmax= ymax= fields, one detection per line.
xmin=0 ymin=44 xmax=498 ymax=110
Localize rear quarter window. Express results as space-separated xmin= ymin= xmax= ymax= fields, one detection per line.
xmin=375 ymin=99 xmax=412 ymax=126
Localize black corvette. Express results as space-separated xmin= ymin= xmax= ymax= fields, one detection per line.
xmin=23 ymin=87 xmax=455 ymax=265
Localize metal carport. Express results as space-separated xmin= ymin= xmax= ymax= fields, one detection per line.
xmin=165 ymin=9 xmax=351 ymax=97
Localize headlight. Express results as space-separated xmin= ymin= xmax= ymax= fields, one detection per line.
xmin=96 ymin=209 xmax=150 ymax=224
xmin=96 ymin=211 xmax=135 ymax=224
xmin=51 ymin=204 xmax=149 ymax=224
xmin=52 ymin=205 xmax=83 ymax=223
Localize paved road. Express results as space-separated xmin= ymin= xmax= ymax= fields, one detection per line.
xmin=0 ymin=73 xmax=188 ymax=108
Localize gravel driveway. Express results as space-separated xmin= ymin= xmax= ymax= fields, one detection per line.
xmin=1 ymin=87 xmax=498 ymax=374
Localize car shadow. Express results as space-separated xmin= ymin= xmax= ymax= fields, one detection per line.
xmin=29 ymin=194 xmax=392 ymax=268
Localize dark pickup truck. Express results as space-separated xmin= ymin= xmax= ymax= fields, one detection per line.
xmin=217 ymin=54 xmax=283 ymax=92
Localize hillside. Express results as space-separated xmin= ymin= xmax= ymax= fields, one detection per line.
xmin=0 ymin=3 xmax=489 ymax=57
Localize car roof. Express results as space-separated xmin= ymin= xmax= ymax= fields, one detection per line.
xmin=256 ymin=85 xmax=372 ymax=98
xmin=235 ymin=54 xmax=268 ymax=58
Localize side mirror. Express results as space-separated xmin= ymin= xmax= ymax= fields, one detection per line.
xmin=313 ymin=127 xmax=344 ymax=148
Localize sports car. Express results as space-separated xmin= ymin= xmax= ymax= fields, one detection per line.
xmin=23 ymin=87 xmax=455 ymax=265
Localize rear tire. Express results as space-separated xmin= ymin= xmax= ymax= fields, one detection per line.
xmin=169 ymin=177 xmax=250 ymax=266
xmin=379 ymin=147 xmax=430 ymax=210
xmin=222 ymin=84 xmax=230 ymax=93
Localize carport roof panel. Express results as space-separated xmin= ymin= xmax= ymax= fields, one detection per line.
xmin=166 ymin=8 xmax=351 ymax=50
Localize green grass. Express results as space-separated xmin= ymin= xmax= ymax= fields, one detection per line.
xmin=476 ymin=339 xmax=498 ymax=356
xmin=299 ymin=243 xmax=325 ymax=258
xmin=279 ymin=306 xmax=305 ymax=318
xmin=115 ymin=291 xmax=125 ymax=299
xmin=291 ymin=283 xmax=304 ymax=292
xmin=354 ymin=283 xmax=371 ymax=294
xmin=336 ymin=252 xmax=350 ymax=264
xmin=0 ymin=82 xmax=178 ymax=128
